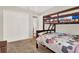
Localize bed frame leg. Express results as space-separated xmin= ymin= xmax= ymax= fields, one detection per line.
xmin=36 ymin=42 xmax=38 ymax=48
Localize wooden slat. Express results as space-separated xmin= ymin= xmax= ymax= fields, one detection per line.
xmin=51 ymin=12 xmax=79 ymax=19
xmin=45 ymin=22 xmax=79 ymax=24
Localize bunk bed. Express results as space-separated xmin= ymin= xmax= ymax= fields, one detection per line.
xmin=36 ymin=6 xmax=79 ymax=53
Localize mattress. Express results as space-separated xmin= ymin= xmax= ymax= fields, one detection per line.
xmin=36 ymin=32 xmax=79 ymax=53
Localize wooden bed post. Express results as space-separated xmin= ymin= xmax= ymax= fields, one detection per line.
xmin=36 ymin=31 xmax=38 ymax=48
xmin=54 ymin=24 xmax=56 ymax=32
xmin=43 ymin=17 xmax=45 ymax=30
xmin=36 ymin=41 xmax=38 ymax=48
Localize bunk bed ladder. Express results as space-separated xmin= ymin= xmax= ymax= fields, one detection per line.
xmin=47 ymin=24 xmax=56 ymax=33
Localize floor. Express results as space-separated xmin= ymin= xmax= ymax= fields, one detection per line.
xmin=7 ymin=38 xmax=52 ymax=53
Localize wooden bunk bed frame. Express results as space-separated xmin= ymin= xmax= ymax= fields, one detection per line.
xmin=36 ymin=6 xmax=79 ymax=52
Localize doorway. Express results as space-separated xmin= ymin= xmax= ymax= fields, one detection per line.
xmin=33 ymin=16 xmax=39 ymax=38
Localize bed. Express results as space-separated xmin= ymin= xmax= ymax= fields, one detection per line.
xmin=36 ymin=6 xmax=79 ymax=53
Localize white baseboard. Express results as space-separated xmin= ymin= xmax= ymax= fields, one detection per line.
xmin=4 ymin=36 xmax=33 ymax=42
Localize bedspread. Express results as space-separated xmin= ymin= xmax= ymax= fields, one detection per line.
xmin=36 ymin=32 xmax=79 ymax=53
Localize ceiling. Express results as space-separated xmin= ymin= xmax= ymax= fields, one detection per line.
xmin=18 ymin=6 xmax=74 ymax=15
xmin=19 ymin=6 xmax=54 ymax=15
xmin=29 ymin=6 xmax=54 ymax=14
xmin=3 ymin=6 xmax=74 ymax=15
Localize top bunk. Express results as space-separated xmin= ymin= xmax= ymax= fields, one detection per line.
xmin=43 ymin=6 xmax=79 ymax=24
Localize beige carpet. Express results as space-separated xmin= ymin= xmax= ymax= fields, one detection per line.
xmin=7 ymin=38 xmax=52 ymax=53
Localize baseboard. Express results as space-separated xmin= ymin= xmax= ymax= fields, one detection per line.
xmin=7 ymin=36 xmax=33 ymax=43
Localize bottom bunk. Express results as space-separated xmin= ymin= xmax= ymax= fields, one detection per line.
xmin=36 ymin=32 xmax=79 ymax=53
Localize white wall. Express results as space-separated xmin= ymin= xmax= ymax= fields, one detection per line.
xmin=56 ymin=24 xmax=79 ymax=35
xmin=3 ymin=8 xmax=32 ymax=42
xmin=28 ymin=13 xmax=34 ymax=37
xmin=38 ymin=6 xmax=79 ymax=35
xmin=0 ymin=8 xmax=3 ymax=40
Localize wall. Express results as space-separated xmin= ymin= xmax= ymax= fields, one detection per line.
xmin=38 ymin=6 xmax=79 ymax=35
xmin=3 ymin=8 xmax=32 ymax=42
xmin=0 ymin=8 xmax=3 ymax=40
xmin=56 ymin=24 xmax=79 ymax=35
xmin=28 ymin=13 xmax=34 ymax=37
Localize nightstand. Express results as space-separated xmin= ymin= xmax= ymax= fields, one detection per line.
xmin=0 ymin=41 xmax=7 ymax=53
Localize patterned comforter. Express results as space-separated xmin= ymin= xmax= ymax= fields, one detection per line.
xmin=36 ymin=32 xmax=79 ymax=53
